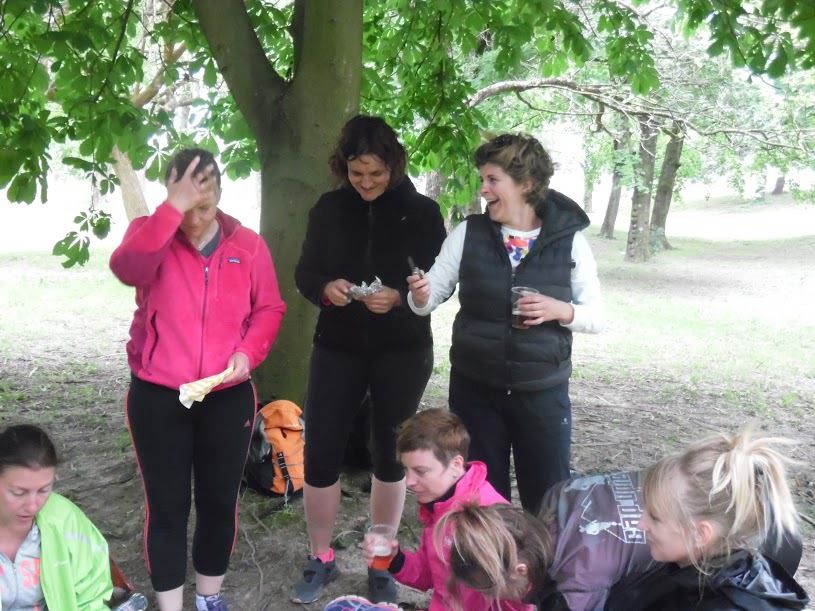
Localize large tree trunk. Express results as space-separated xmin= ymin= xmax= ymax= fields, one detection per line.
xmin=650 ymin=131 xmax=684 ymax=250
xmin=194 ymin=0 xmax=363 ymax=403
xmin=625 ymin=116 xmax=658 ymax=262
xmin=771 ymin=175 xmax=785 ymax=195
xmin=599 ymin=133 xmax=629 ymax=239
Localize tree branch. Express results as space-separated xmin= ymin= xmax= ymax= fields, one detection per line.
xmin=91 ymin=0 xmax=136 ymax=104
xmin=470 ymin=78 xmax=814 ymax=152
xmin=131 ymin=43 xmax=186 ymax=107
xmin=192 ymin=0 xmax=286 ymax=139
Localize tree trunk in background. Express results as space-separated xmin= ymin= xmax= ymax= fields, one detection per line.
xmin=582 ymin=180 xmax=594 ymax=213
xmin=112 ymin=147 xmax=149 ymax=221
xmin=194 ymin=0 xmax=364 ymax=403
xmin=650 ymin=131 xmax=684 ymax=250
xmin=600 ymin=135 xmax=627 ymax=239
xmin=771 ymin=175 xmax=785 ymax=195
xmin=424 ymin=170 xmax=446 ymax=202
xmin=625 ymin=116 xmax=658 ymax=262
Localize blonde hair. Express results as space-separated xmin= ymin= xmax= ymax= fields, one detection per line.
xmin=643 ymin=427 xmax=799 ymax=572
xmin=435 ymin=502 xmax=552 ymax=608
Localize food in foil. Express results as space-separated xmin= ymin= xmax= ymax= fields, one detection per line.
xmin=347 ymin=277 xmax=383 ymax=300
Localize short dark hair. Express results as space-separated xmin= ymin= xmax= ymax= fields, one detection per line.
xmin=329 ymin=115 xmax=407 ymax=188
xmin=164 ymin=148 xmax=222 ymax=188
xmin=0 ymin=425 xmax=58 ymax=474
xmin=474 ymin=133 xmax=554 ymax=215
xmin=396 ymin=408 xmax=469 ymax=465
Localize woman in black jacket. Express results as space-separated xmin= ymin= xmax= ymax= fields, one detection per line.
xmin=291 ymin=115 xmax=446 ymax=605
xmin=605 ymin=429 xmax=808 ymax=611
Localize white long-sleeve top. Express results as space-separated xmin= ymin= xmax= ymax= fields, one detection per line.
xmin=407 ymin=220 xmax=605 ymax=333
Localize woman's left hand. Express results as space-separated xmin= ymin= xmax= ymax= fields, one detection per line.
xmin=223 ymin=352 xmax=251 ymax=385
xmin=360 ymin=286 xmax=402 ymax=314
xmin=518 ymin=293 xmax=575 ymax=326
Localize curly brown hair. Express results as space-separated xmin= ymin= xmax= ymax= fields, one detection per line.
xmin=474 ymin=133 xmax=554 ymax=215
xmin=328 ymin=115 xmax=407 ymax=188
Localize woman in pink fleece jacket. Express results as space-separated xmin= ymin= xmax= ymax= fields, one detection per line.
xmin=361 ymin=409 xmax=532 ymax=611
xmin=110 ymin=148 xmax=286 ymax=611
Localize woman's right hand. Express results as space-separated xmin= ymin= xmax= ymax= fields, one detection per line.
xmin=407 ymin=274 xmax=431 ymax=308
xmin=362 ymin=533 xmax=399 ymax=568
xmin=166 ymin=156 xmax=219 ymax=214
xmin=323 ymin=279 xmax=353 ymax=307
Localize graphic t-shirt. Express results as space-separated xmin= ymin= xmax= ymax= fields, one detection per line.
xmin=501 ymin=226 xmax=541 ymax=268
xmin=0 ymin=523 xmax=46 ymax=610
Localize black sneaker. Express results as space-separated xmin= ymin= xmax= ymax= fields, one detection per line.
xmin=367 ymin=568 xmax=397 ymax=604
xmin=291 ymin=556 xmax=338 ymax=604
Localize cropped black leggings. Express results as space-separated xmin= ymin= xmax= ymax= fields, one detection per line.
xmin=126 ymin=375 xmax=255 ymax=591
xmin=304 ymin=344 xmax=433 ymax=488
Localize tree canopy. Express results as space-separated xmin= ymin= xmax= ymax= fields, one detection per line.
xmin=2 ymin=0 xmax=813 ymax=399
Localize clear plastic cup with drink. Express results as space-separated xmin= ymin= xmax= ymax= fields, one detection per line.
xmin=511 ymin=286 xmax=540 ymax=329
xmin=365 ymin=523 xmax=397 ymax=570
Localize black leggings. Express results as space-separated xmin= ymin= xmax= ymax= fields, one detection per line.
xmin=304 ymin=344 xmax=433 ymax=487
xmin=450 ymin=371 xmax=571 ymax=513
xmin=126 ymin=376 xmax=255 ymax=591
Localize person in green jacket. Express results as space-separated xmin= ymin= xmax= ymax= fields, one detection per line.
xmin=0 ymin=424 xmax=114 ymax=610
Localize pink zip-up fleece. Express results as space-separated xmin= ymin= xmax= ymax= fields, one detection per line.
xmin=110 ymin=202 xmax=286 ymax=390
xmin=394 ymin=461 xmax=534 ymax=611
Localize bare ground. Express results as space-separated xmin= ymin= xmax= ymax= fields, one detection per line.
xmin=0 ymin=206 xmax=813 ymax=610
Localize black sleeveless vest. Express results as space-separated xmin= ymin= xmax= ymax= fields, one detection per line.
xmin=450 ymin=189 xmax=589 ymax=391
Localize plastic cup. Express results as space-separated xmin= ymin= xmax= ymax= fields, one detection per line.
xmin=366 ymin=523 xmax=397 ymax=570
xmin=511 ymin=286 xmax=540 ymax=329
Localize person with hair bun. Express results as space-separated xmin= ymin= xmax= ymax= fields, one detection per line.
xmin=408 ymin=133 xmax=604 ymax=513
xmin=0 ymin=424 xmax=114 ymax=610
xmin=606 ymin=429 xmax=809 ymax=610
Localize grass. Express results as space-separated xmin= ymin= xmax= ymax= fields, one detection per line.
xmin=424 ymin=212 xmax=815 ymax=419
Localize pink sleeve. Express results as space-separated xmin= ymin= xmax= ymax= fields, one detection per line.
xmin=235 ymin=237 xmax=287 ymax=369
xmin=393 ymin=547 xmax=433 ymax=593
xmin=109 ymin=202 xmax=182 ymax=286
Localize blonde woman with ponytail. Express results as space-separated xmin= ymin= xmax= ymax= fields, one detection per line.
xmin=606 ymin=428 xmax=808 ymax=610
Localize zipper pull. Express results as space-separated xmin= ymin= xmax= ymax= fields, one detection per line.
xmin=204 ymin=266 xmax=209 ymax=286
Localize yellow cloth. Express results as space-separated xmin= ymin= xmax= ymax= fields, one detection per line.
xmin=178 ymin=367 xmax=233 ymax=408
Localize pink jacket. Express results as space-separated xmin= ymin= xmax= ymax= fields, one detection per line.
xmin=110 ymin=202 xmax=286 ymax=390
xmin=394 ymin=461 xmax=534 ymax=611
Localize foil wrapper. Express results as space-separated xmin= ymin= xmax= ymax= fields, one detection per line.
xmin=347 ymin=276 xmax=383 ymax=300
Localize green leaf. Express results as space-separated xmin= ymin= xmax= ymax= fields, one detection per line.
xmin=7 ymin=174 xmax=36 ymax=203
xmin=52 ymin=232 xmax=90 ymax=268
xmin=92 ymin=214 xmax=111 ymax=239
xmin=203 ymin=60 xmax=218 ymax=87
xmin=766 ymin=50 xmax=788 ymax=78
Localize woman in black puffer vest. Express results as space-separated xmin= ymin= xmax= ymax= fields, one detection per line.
xmin=408 ymin=133 xmax=604 ymax=513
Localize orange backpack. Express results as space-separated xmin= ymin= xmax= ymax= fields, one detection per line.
xmin=245 ymin=400 xmax=305 ymax=502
